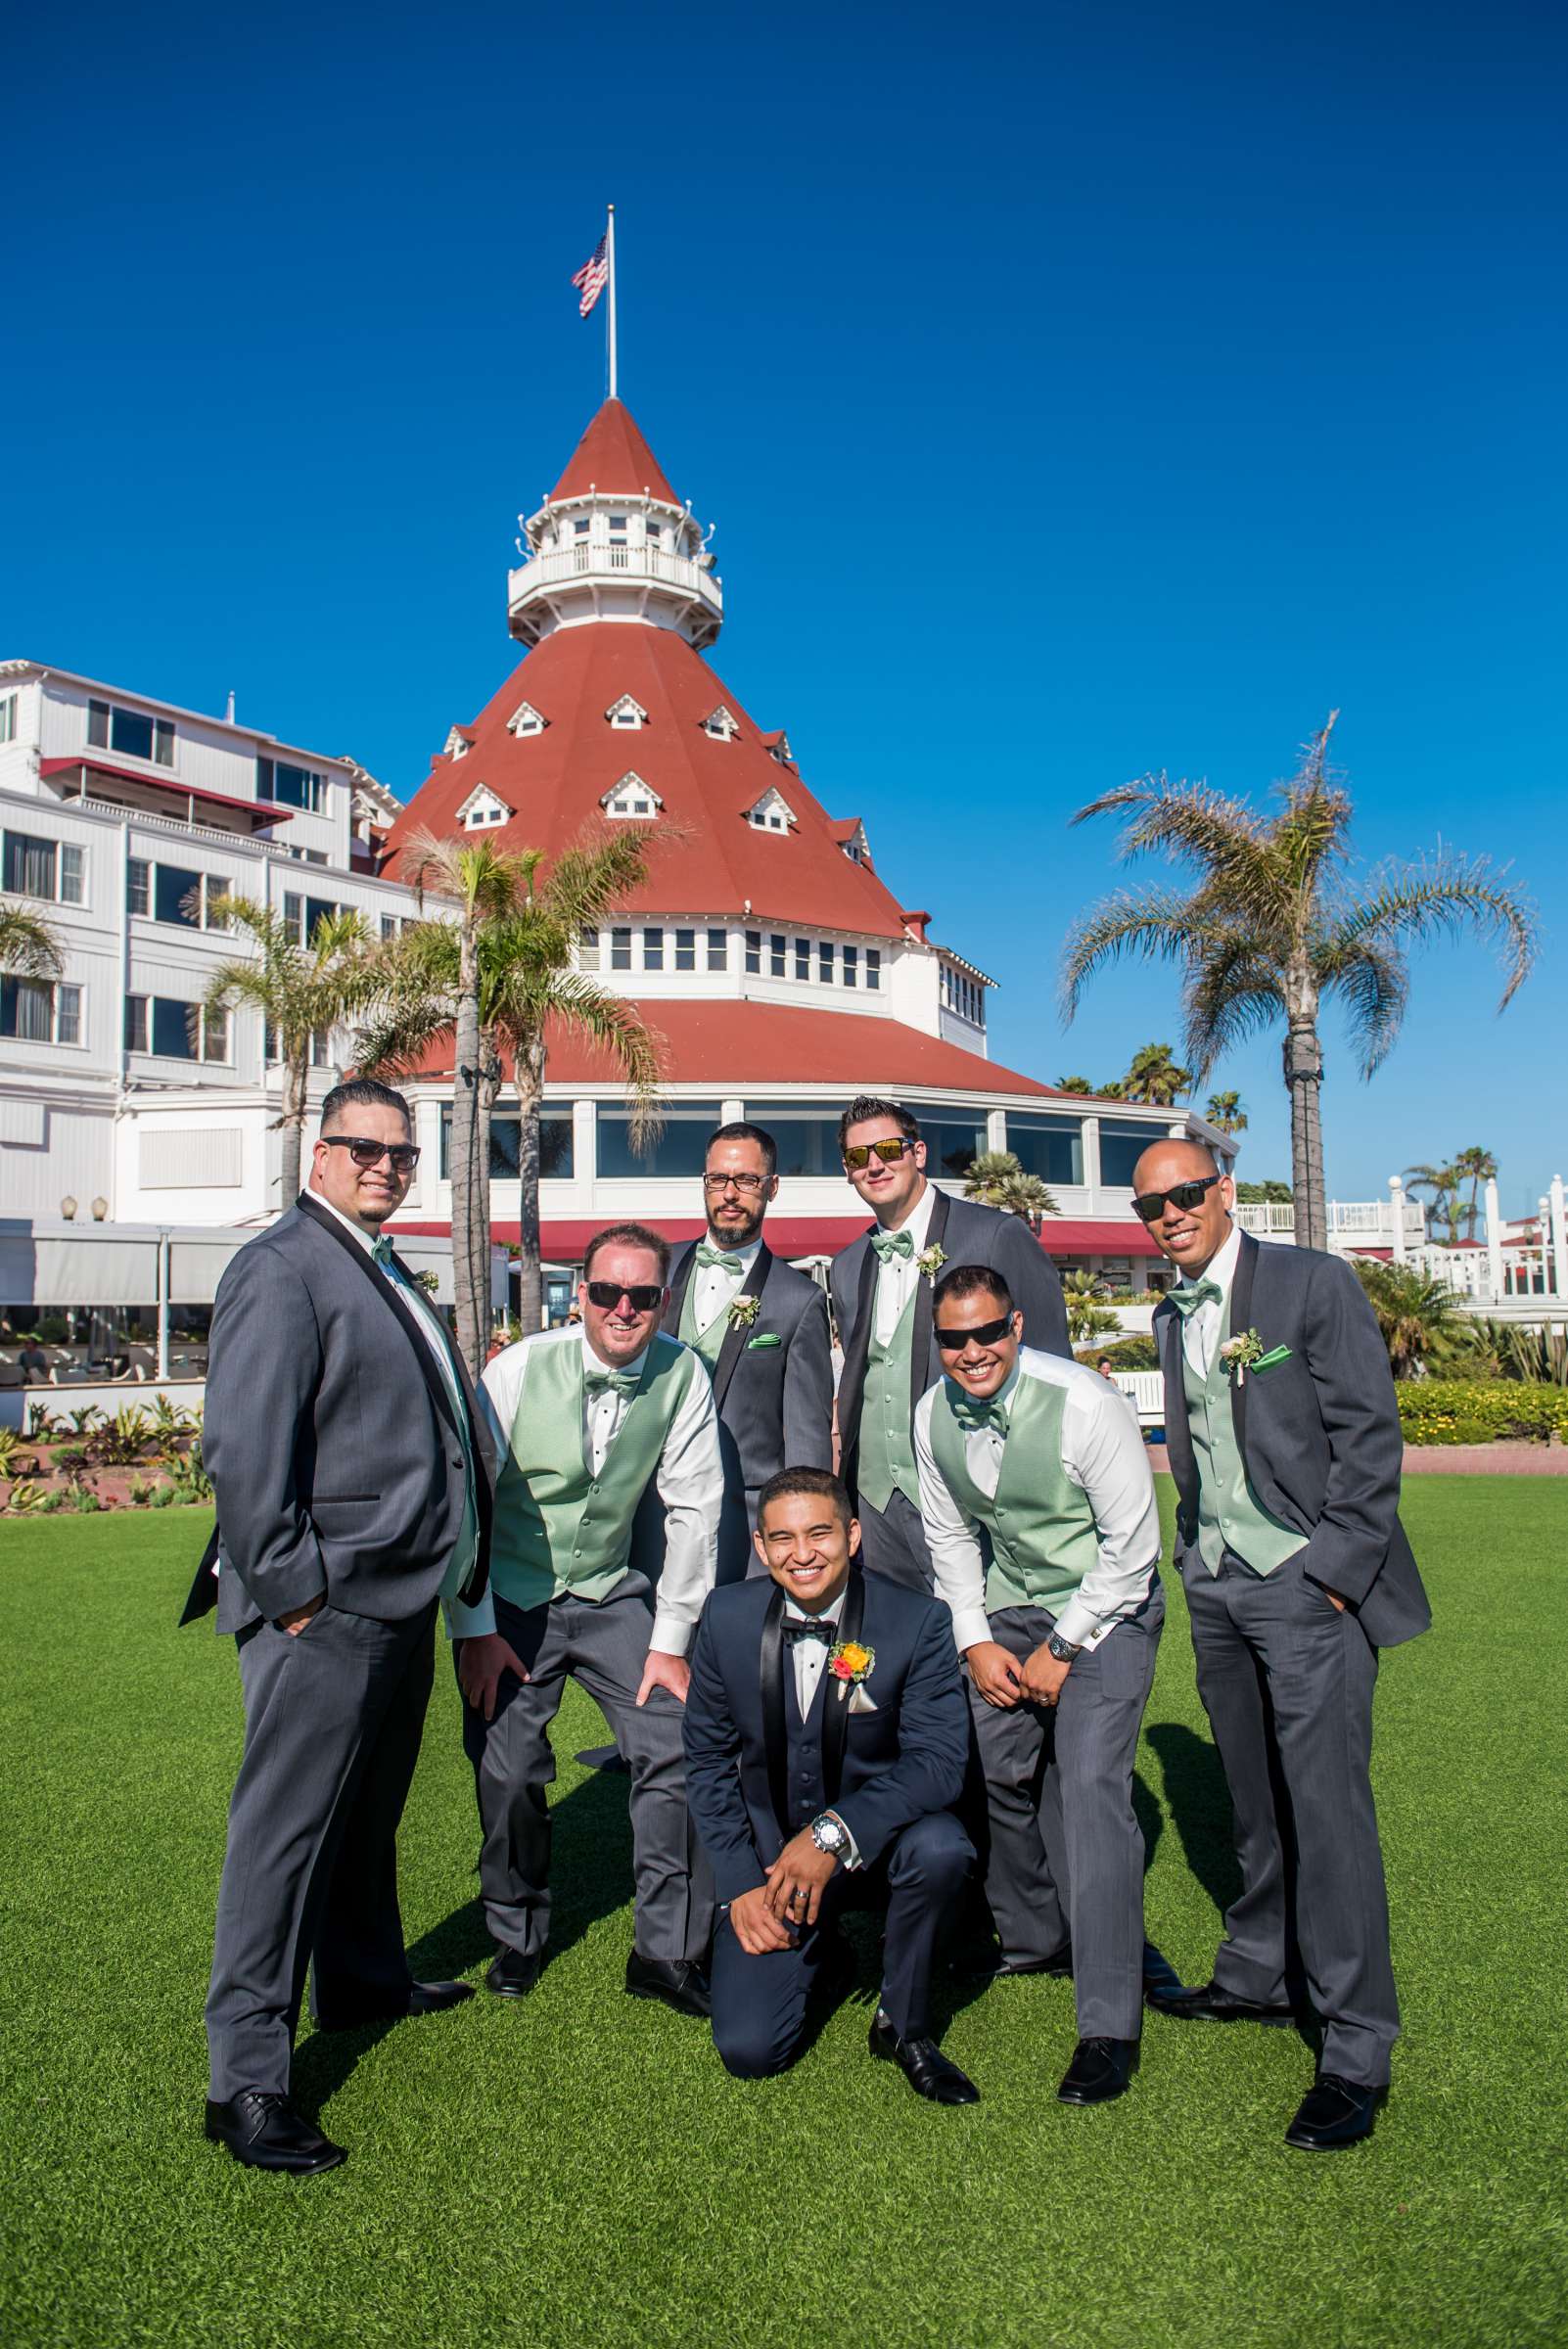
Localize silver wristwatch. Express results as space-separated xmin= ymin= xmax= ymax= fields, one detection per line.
xmin=810 ymin=1812 xmax=850 ymax=1858
xmin=1046 ymin=1631 xmax=1082 ymax=1664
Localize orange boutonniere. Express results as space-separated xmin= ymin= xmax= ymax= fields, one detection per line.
xmin=827 ymin=1639 xmax=875 ymax=1704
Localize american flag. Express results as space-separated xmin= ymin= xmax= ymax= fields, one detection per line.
xmin=571 ymin=235 xmax=609 ymax=318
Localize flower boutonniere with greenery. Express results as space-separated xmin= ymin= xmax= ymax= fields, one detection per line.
xmin=917 ymin=1243 xmax=947 ymax=1281
xmin=1220 ymin=1329 xmax=1265 ymax=1384
xmin=827 ymin=1639 xmax=875 ymax=1705
xmin=727 ymin=1292 xmax=761 ymax=1329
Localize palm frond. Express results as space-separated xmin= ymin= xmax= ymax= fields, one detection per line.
xmin=1327 ymin=850 xmax=1539 ymax=1011
xmin=532 ymin=972 xmax=667 ymax=1146
xmin=1315 ymin=935 xmax=1409 ymax=1078
xmin=1058 ymin=889 xmax=1216 ymax=1022
xmin=0 ymin=900 xmax=66 ymax=980
xmin=1179 ymin=932 xmax=1287 ymax=1077
xmin=1070 ymin=772 xmax=1281 ymax=911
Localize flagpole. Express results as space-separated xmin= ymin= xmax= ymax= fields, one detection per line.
xmin=606 ymin=204 xmax=618 ymax=400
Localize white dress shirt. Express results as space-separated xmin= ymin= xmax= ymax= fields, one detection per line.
xmin=1176 ymin=1221 xmax=1243 ymax=1380
xmin=691 ymin=1233 xmax=762 ymax=1335
xmin=871 ymin=1181 xmax=938 ymax=1345
xmin=914 ymin=1346 xmax=1162 ymax=1653
xmin=781 ymin=1585 xmax=861 ymax=1869
xmin=473 ymin=1324 xmax=723 ymax=1655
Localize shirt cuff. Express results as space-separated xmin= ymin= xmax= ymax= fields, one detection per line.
xmin=649 ymin=1606 xmax=695 ymax=1659
xmin=822 ymin=1809 xmax=862 ymax=1871
xmin=444 ymin=1589 xmax=497 ymax=1640
xmin=950 ymin=1603 xmax=994 ymax=1655
xmin=1052 ymin=1595 xmax=1105 ymax=1650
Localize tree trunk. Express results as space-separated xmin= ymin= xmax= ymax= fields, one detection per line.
xmin=280 ymin=1055 xmax=307 ymax=1207
xmin=1282 ymin=1016 xmax=1327 ymax=1252
xmin=450 ymin=978 xmax=485 ymax=1376
xmin=474 ymin=1025 xmax=501 ymax=1362
xmin=515 ymin=1034 xmax=546 ymax=1336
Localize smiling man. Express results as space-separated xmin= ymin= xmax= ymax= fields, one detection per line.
xmin=682 ymin=1469 xmax=979 ymax=2103
xmin=453 ymin=1222 xmax=724 ymax=2018
xmin=1135 ymin=1138 xmax=1430 ymax=2152
xmin=914 ymin=1262 xmax=1164 ymax=2106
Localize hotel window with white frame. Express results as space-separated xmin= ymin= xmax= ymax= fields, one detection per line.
xmin=281 ymin=891 xmax=339 ymax=946
xmin=3 ymin=830 xmax=84 ymax=905
xmin=866 ymin=948 xmax=881 ymax=991
xmin=256 ymin=757 xmax=326 ymax=813
xmin=702 ymin=706 xmax=740 ymax=742
xmin=574 ymin=518 xmax=590 ymax=536
xmin=0 ymin=693 xmax=18 ymax=744
xmin=644 ymin=926 xmax=665 ymax=972
xmin=265 ymin=1020 xmax=333 ymax=1069
xmin=707 ymin=928 xmax=727 ymax=971
xmin=1 ymin=976 xmax=80 ymax=1045
xmin=606 ymin=695 xmax=647 ymax=731
xmin=794 ymin=937 xmax=809 ymax=981
xmin=579 ymin=926 xmax=601 ymax=971
xmin=843 ymin=944 xmax=858 ymax=988
xmin=124 ymin=994 xmax=229 ymax=1063
xmin=818 ymin=942 xmax=834 ymax=984
xmin=88 ymin=698 xmax=174 ymax=767
xmin=770 ymin=934 xmax=786 ymax=978
xmin=611 ymin=927 xmax=632 ymax=972
xmin=602 ymin=774 xmax=660 ymax=819
xmin=675 ymin=928 xmax=696 ymax=972
xmin=507 ymin=702 xmax=547 ymax=737
xmin=744 ymin=930 xmax=761 ymax=975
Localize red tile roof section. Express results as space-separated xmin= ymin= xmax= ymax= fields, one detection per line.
xmin=548 ymin=399 xmax=679 ymax=505
xmin=384 ymin=624 xmax=917 ymax=937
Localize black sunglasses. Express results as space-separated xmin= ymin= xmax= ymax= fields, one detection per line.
xmin=1131 ymin=1174 xmax=1222 ymax=1224
xmin=323 ymin=1135 xmax=421 ymax=1174
xmin=585 ymin=1280 xmax=664 ymax=1313
xmin=843 ymin=1137 xmax=916 ymax=1171
xmin=935 ymin=1314 xmax=1015 ymax=1350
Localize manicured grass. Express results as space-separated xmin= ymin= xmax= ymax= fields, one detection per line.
xmin=3 ymin=1481 xmax=1565 ymax=2349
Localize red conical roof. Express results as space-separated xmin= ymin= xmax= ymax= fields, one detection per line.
xmin=548 ymin=398 xmax=679 ymax=505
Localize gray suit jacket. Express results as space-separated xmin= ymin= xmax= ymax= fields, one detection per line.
xmin=662 ymin=1239 xmax=835 ymax=1493
xmin=831 ymin=1187 xmax=1072 ymax=1507
xmin=183 ymin=1193 xmax=497 ymax=1634
xmin=1155 ymin=1229 xmax=1430 ymax=1648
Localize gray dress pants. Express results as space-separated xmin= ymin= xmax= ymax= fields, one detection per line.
xmin=207 ymin=1600 xmax=436 ymax=2100
xmin=853 ymin=1485 xmax=935 ymax=1594
xmin=1181 ymin=1547 xmax=1399 ymax=2087
xmin=969 ymin=1594 xmax=1164 ymax=2041
xmin=461 ymin=1572 xmax=714 ymax=1965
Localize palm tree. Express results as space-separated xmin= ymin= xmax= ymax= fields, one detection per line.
xmin=201 ymin=897 xmax=381 ymax=1208
xmin=1061 ymin=714 xmax=1537 ymax=1251
xmin=1451 ymin=1144 xmax=1499 ymax=1243
xmin=1123 ymin=1040 xmax=1192 ymax=1105
xmin=0 ymin=898 xmax=64 ymax=980
xmin=1206 ymin=1089 xmax=1248 ymax=1135
xmin=1055 ymin=1075 xmax=1094 ymax=1095
xmin=1403 ymin=1161 xmax=1463 ymax=1247
xmin=1061 ymin=1268 xmax=1120 ymax=1346
xmin=963 ymin=1151 xmax=1059 ymax=1228
xmin=1352 ymin=1260 xmax=1465 ymax=1379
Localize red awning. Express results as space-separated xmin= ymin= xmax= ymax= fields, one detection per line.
xmin=1042 ymin=1221 xmax=1165 ymax=1258
xmin=40 ymin=757 xmax=295 ymax=827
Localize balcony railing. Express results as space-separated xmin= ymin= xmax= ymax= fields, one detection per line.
xmin=1233 ymin=1199 xmax=1427 ymax=1241
xmin=508 ymin=542 xmax=723 ymax=614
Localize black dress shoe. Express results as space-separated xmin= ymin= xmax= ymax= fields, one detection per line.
xmin=960 ymin=1943 xmax=1073 ymax=1981
xmin=1145 ymin=1977 xmax=1296 ymax=2026
xmin=485 ymin=1947 xmax=544 ymax=2000
xmin=1285 ymin=2073 xmax=1383 ymax=2151
xmin=624 ymin=1950 xmax=712 ymax=2018
xmin=868 ymin=2011 xmax=981 ymax=2104
xmin=317 ymin=1979 xmax=476 ymax=2029
xmin=1057 ymin=2037 xmax=1137 ymax=2104
xmin=205 ymin=2093 xmax=346 ymax=2175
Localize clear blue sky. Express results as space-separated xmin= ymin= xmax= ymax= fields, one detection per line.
xmin=5 ymin=0 xmax=1563 ymax=1215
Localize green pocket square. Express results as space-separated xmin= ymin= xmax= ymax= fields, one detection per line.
xmin=746 ymin=1332 xmax=782 ymax=1349
xmin=1254 ymin=1345 xmax=1293 ymax=1370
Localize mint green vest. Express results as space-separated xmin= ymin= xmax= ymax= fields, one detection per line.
xmin=490 ymin=1334 xmax=699 ymax=1610
xmin=857 ymin=1290 xmax=921 ymax=1513
xmin=1182 ymin=1298 xmax=1306 ymax=1577
xmin=929 ymin=1373 xmax=1101 ymax=1617
xmin=678 ymin=1270 xmax=730 ymax=1371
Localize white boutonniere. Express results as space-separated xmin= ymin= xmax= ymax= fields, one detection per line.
xmin=917 ymin=1243 xmax=947 ymax=1281
xmin=727 ymin=1293 xmax=761 ymax=1328
xmin=1219 ymin=1329 xmax=1266 ymax=1384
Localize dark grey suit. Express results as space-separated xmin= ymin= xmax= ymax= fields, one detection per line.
xmin=831 ymin=1187 xmax=1072 ymax=1589
xmin=188 ymin=1192 xmax=496 ymax=2100
xmin=648 ymin=1240 xmax=834 ymax=1581
xmin=1156 ymin=1228 xmax=1430 ymax=2086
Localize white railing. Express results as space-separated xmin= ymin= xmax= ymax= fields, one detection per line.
xmin=1233 ymin=1199 xmax=1425 ymax=1241
xmin=509 ymin=543 xmax=723 ymax=612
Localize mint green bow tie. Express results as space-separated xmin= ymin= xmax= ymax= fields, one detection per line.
xmin=872 ymin=1228 xmax=915 ymax=1263
xmin=584 ymin=1366 xmax=641 ymax=1398
xmin=1170 ymin=1278 xmax=1223 ymax=1319
xmin=371 ymin=1234 xmax=395 ymax=1269
xmin=696 ymin=1243 xmax=743 ymax=1273
xmin=951 ymin=1393 xmax=1010 ymax=1437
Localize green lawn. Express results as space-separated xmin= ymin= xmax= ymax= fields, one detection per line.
xmin=3 ymin=1480 xmax=1565 ymax=2349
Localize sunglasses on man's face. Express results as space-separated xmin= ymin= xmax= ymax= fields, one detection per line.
xmin=585 ymin=1281 xmax=664 ymax=1313
xmin=323 ymin=1135 xmax=421 ymax=1174
xmin=1131 ymin=1174 xmax=1223 ymax=1224
xmin=934 ymin=1314 xmax=1015 ymax=1351
xmin=843 ymin=1137 xmax=915 ymax=1171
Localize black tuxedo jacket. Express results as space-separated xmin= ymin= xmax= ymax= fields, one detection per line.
xmin=182 ymin=1192 xmax=497 ymax=1632
xmin=661 ymin=1238 xmax=834 ymax=1491
xmin=1155 ymin=1228 xmax=1430 ymax=1647
xmin=830 ymin=1186 xmax=1071 ymax=1504
xmin=682 ymin=1567 xmax=969 ymax=1904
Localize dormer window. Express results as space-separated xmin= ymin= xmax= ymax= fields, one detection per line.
xmin=442 ymin=727 xmax=472 ymax=760
xmin=702 ymin=705 xmax=740 ymax=742
xmin=507 ymin=701 xmax=547 ymax=738
xmin=601 ymin=772 xmax=662 ymax=819
xmin=766 ymin=731 xmax=795 ymax=766
xmin=745 ymin=786 xmax=795 ymax=835
xmin=606 ymin=694 xmax=649 ymax=731
xmin=456 ymin=783 xmax=511 ymax=831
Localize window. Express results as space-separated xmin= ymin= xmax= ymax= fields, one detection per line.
xmin=818 ymin=942 xmax=834 ymax=984
xmin=742 ymin=1102 xmax=845 ymax=1178
xmin=770 ymin=934 xmax=786 ymax=978
xmin=702 ymin=705 xmax=740 ymax=742
xmin=0 ymin=693 xmax=17 ymax=744
xmin=124 ymin=994 xmax=229 ymax=1063
xmin=746 ymin=787 xmax=793 ymax=832
xmin=744 ymin=930 xmax=761 ymax=975
xmin=606 ymin=695 xmax=647 ymax=730
xmin=645 ymin=523 xmax=662 ymax=545
xmin=707 ymin=928 xmax=727 ymax=971
xmin=89 ymin=698 xmax=174 ymax=766
xmin=609 ymin=514 xmax=626 ymax=535
xmin=380 ymin=914 xmax=407 ymax=941
xmin=643 ymin=926 xmax=665 ymax=972
xmin=3 ymin=830 xmax=83 ymax=904
xmin=507 ymin=701 xmax=547 ymax=737
xmin=866 ymin=948 xmax=881 ymax=991
xmin=442 ymin=728 xmax=471 ymax=760
xmin=155 ymin=862 xmax=203 ymax=929
xmin=675 ymin=928 xmax=696 ymax=972
xmin=1099 ymin=1121 xmax=1160 ymax=1189
xmin=440 ymin=1106 xmax=575 ymax=1181
xmin=283 ymin=891 xmax=303 ymax=944
xmin=2 ymin=977 xmax=80 ymax=1045
xmin=596 ymin=1100 xmax=723 ymax=1181
xmin=843 ymin=945 xmax=858 ymax=988
xmin=574 ymin=517 xmax=590 ymax=537
xmin=579 ymin=927 xmax=601 ymax=971
xmin=611 ymin=927 xmax=631 ymax=972
xmin=601 ymin=772 xmax=661 ymax=819
xmin=127 ymin=859 xmax=150 ymax=917
xmin=794 ymin=937 xmax=809 ymax=981
xmin=1005 ymin=1112 xmax=1084 ymax=1187
xmin=458 ymin=786 xmax=510 ymax=830
xmin=257 ymin=757 xmax=327 ymax=813
xmin=265 ymin=1022 xmax=333 ymax=1068
xmin=917 ymin=1106 xmax=988 ymax=1180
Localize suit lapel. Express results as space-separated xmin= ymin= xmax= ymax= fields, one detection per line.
xmin=908 ymin=1186 xmax=950 ymax=1420
xmin=759 ymin=1584 xmax=790 ymax=1849
xmin=1227 ymin=1229 xmax=1259 ymax=1461
xmin=298 ymin=1193 xmax=463 ymax=1445
xmin=819 ymin=1568 xmax=864 ymax=1808
xmin=837 ymin=1238 xmax=879 ymax=1456
xmin=662 ymin=1242 xmax=697 ymax=1337
xmin=1156 ymin=1303 xmax=1193 ymax=1492
xmin=711 ymin=1246 xmax=774 ymax=1410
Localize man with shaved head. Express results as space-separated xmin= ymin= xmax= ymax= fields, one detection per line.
xmin=1134 ymin=1136 xmax=1429 ymax=2152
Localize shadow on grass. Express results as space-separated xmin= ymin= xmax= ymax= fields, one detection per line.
xmin=1144 ymin=1722 xmax=1242 ymax=1919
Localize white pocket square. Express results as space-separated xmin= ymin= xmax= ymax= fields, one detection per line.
xmin=848 ymin=1684 xmax=878 ymax=1715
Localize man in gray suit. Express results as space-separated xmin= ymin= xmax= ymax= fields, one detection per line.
xmin=187 ymin=1079 xmax=496 ymax=2176
xmin=830 ymin=1096 xmax=1072 ymax=1592
xmin=1135 ymin=1138 xmax=1430 ymax=2152
xmin=652 ymin=1121 xmax=834 ymax=1581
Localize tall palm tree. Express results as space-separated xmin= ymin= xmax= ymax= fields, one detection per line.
xmin=1403 ymin=1161 xmax=1464 ymax=1247
xmin=1206 ymin=1089 xmax=1248 ymax=1134
xmin=0 ymin=899 xmax=64 ymax=980
xmin=1451 ymin=1144 xmax=1499 ymax=1243
xmin=1061 ymin=714 xmax=1537 ymax=1250
xmin=201 ymin=897 xmax=380 ymax=1207
xmin=1123 ymin=1041 xmax=1192 ymax=1105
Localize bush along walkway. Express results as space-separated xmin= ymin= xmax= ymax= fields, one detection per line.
xmin=0 ymin=1399 xmax=211 ymax=1517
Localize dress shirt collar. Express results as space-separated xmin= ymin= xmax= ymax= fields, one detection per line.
xmin=580 ymin=1326 xmax=649 ymax=1384
xmin=313 ymin=1190 xmax=383 ymax=1258
xmin=783 ymin=1587 xmax=849 ymax=1630
xmin=874 ymin=1179 xmax=936 ymax=1254
xmin=1177 ymin=1219 xmax=1242 ymax=1302
xmin=945 ymin=1355 xmax=1022 ymax=1418
xmin=700 ymin=1232 xmax=763 ymax=1273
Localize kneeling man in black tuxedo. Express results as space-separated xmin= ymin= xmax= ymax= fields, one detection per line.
xmin=683 ymin=1469 xmax=979 ymax=2103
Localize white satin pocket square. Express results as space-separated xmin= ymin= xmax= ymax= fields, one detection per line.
xmin=848 ymin=1684 xmax=878 ymax=1715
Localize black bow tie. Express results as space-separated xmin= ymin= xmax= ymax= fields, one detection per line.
xmin=782 ymin=1619 xmax=834 ymax=1647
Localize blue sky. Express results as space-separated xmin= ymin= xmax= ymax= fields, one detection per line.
xmin=5 ymin=0 xmax=1563 ymax=1214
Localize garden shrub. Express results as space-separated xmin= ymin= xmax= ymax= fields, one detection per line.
xmin=1397 ymin=1380 xmax=1568 ymax=1447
